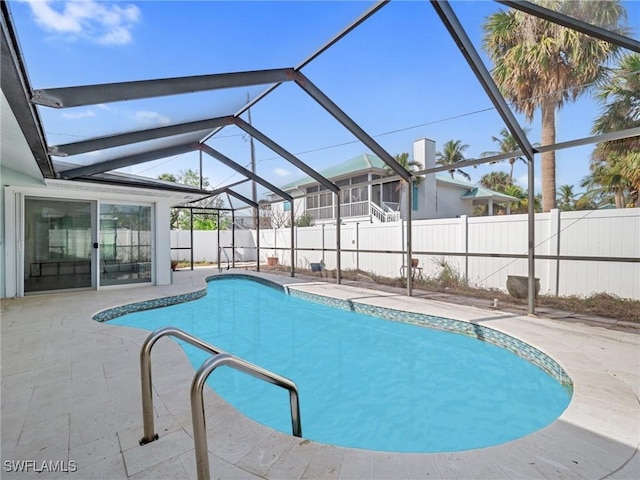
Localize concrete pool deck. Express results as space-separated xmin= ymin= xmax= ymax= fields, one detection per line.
xmin=1 ymin=267 xmax=638 ymax=479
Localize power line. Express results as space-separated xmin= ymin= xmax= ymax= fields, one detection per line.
xmin=209 ymin=106 xmax=499 ymax=190
xmin=209 ymin=67 xmax=640 ymax=191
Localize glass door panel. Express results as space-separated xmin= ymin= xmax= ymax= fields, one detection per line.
xmin=24 ymin=198 xmax=93 ymax=293
xmin=100 ymin=204 xmax=152 ymax=286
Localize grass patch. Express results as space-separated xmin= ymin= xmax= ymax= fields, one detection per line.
xmin=538 ymin=293 xmax=639 ymax=323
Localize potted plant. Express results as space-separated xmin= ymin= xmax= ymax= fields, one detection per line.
xmin=261 ymin=202 xmax=289 ymax=268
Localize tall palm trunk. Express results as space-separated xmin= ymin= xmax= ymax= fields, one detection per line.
xmin=614 ymin=191 xmax=624 ymax=208
xmin=630 ymin=185 xmax=639 ymax=208
xmin=509 ymin=159 xmax=515 ymax=182
xmin=541 ymin=96 xmax=557 ymax=212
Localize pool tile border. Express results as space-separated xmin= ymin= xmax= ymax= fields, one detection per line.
xmin=92 ymin=288 xmax=207 ymax=322
xmin=91 ymin=273 xmax=281 ymax=323
xmin=91 ymin=273 xmax=571 ymax=387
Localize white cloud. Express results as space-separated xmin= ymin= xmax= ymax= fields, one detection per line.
xmin=134 ymin=110 xmax=170 ymax=127
xmin=273 ymin=168 xmax=290 ymax=177
xmin=516 ymin=174 xmax=541 ymax=193
xmin=62 ymin=109 xmax=95 ymax=119
xmin=22 ymin=0 xmax=140 ymax=45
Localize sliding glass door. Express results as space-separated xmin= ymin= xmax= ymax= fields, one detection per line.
xmin=23 ymin=198 xmax=153 ymax=293
xmin=99 ymin=203 xmax=152 ymax=286
xmin=24 ymin=198 xmax=94 ymax=293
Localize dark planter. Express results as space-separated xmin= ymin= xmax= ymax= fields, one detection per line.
xmin=506 ymin=275 xmax=540 ymax=299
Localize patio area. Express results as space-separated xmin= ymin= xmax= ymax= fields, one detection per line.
xmin=1 ymin=267 xmax=638 ymax=479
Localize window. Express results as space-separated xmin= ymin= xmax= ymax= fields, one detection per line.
xmin=351 ymin=174 xmax=368 ymax=185
xmin=412 ymin=182 xmax=419 ymax=210
xmin=319 ymin=192 xmax=333 ymax=208
xmin=383 ymin=181 xmax=400 ymax=204
xmin=306 ymin=195 xmax=318 ymax=209
xmin=283 ymin=201 xmax=291 ymax=211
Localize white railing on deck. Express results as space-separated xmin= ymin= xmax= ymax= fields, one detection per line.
xmin=340 ymin=201 xmax=369 ymax=218
xmin=307 ymin=206 xmax=334 ymax=220
xmin=307 ymin=201 xmax=399 ymax=223
xmin=371 ymin=202 xmax=400 ymax=223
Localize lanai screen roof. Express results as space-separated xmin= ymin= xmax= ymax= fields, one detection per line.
xmin=2 ymin=1 xmax=639 ymax=207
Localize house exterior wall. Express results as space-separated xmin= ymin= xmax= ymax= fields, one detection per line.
xmin=1 ymin=167 xmax=48 ymax=298
xmin=434 ymin=183 xmax=475 ymax=218
xmin=411 ymin=138 xmax=437 ymax=220
xmin=266 ymin=140 xmax=489 ymax=223
xmin=1 ymin=87 xmax=47 ymax=298
xmin=2 ymin=180 xmax=178 ymax=298
xmin=266 ymin=192 xmax=305 ymax=227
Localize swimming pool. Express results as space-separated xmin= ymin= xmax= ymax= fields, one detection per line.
xmin=108 ymin=275 xmax=571 ymax=453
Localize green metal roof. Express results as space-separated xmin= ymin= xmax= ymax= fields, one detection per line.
xmin=279 ymin=153 xmax=387 ymax=190
xmin=460 ymin=186 xmax=519 ymax=202
xmin=278 ymin=153 xmax=518 ymax=202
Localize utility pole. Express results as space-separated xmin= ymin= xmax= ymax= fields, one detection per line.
xmin=247 ymin=93 xmax=258 ymax=227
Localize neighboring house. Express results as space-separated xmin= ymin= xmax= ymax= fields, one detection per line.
xmin=265 ymin=139 xmax=518 ymax=225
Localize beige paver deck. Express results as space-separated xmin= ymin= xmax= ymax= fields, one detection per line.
xmin=1 ymin=267 xmax=638 ymax=479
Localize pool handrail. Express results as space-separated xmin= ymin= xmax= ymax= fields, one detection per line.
xmin=217 ymin=246 xmax=230 ymax=272
xmin=191 ymin=353 xmax=302 ymax=480
xmin=138 ymin=327 xmax=302 ymax=479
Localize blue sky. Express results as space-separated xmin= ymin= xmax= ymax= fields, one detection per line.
xmin=9 ymin=0 xmax=640 ymax=202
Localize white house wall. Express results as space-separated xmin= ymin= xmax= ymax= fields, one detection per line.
xmin=1 ymin=168 xmax=47 ymax=298
xmin=435 ymin=183 xmax=473 ymax=218
xmin=2 ymin=180 xmax=179 ymax=297
xmin=1 ymin=87 xmax=47 ymax=298
xmin=412 ymin=138 xmax=437 ymax=220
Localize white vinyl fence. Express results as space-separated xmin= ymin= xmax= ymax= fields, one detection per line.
xmin=170 ymin=230 xmax=257 ymax=264
xmin=171 ymin=209 xmax=639 ymax=299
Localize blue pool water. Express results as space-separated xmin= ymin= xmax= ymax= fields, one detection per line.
xmin=110 ymin=277 xmax=571 ymax=453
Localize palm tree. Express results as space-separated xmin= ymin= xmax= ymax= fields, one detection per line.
xmin=384 ymin=153 xmax=423 ymax=212
xmin=436 ymin=140 xmax=471 ymax=181
xmin=384 ymin=152 xmax=423 ymax=185
xmin=591 ymin=53 xmax=640 ymax=207
xmin=482 ymin=127 xmax=529 ymax=181
xmin=479 ymin=171 xmax=512 ymax=193
xmin=581 ymin=164 xmax=631 ymax=208
xmin=620 ymin=151 xmax=640 ymax=207
xmin=483 ymin=0 xmax=628 ymax=212
xmin=574 ymin=192 xmax=599 ymax=211
xmin=477 ymin=171 xmax=513 ymax=215
xmin=557 ymin=184 xmax=577 ymax=211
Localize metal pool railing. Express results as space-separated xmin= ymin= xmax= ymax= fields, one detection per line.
xmin=138 ymin=327 xmax=302 ymax=480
